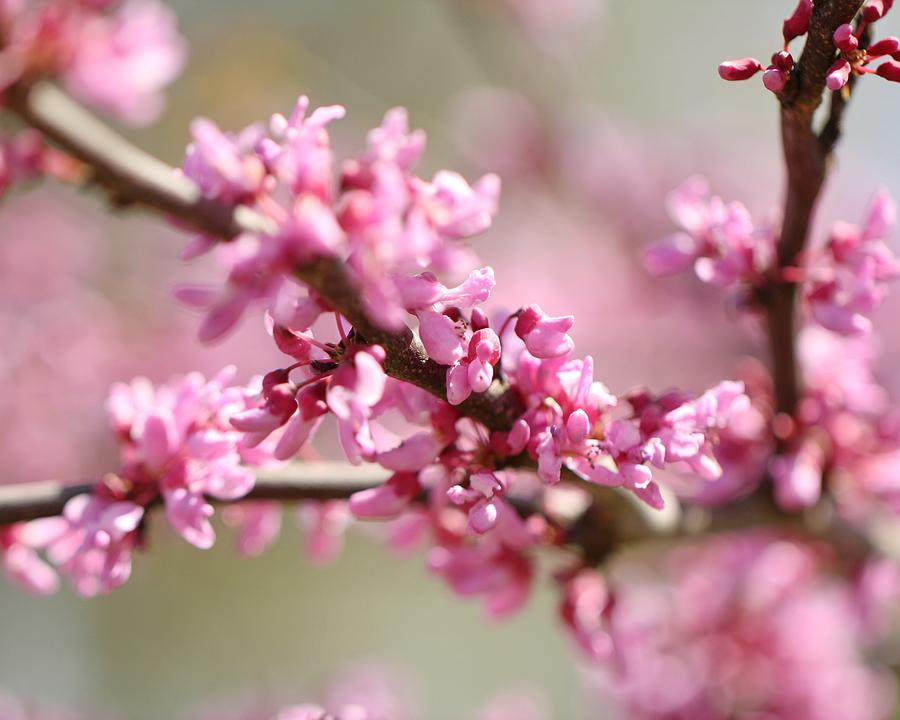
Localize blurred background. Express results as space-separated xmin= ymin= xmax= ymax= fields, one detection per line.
xmin=2 ymin=0 xmax=900 ymax=717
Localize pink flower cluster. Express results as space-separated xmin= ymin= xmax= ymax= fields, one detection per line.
xmin=647 ymin=179 xmax=899 ymax=337
xmin=2 ymin=367 xmax=276 ymax=596
xmin=718 ymin=0 xmax=900 ymax=94
xmin=178 ymin=97 xmax=500 ymax=341
xmin=0 ymin=0 xmax=186 ymax=125
xmin=717 ymin=0 xmax=812 ymax=93
xmin=591 ymin=533 xmax=897 ymax=720
xmin=772 ymin=326 xmax=900 ymax=515
xmin=827 ymin=9 xmax=900 ymax=90
xmin=804 ymin=189 xmax=899 ymax=336
xmin=642 ymin=176 xmax=774 ymax=291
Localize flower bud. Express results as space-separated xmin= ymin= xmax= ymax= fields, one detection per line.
xmin=783 ymin=0 xmax=813 ymax=44
xmin=763 ymin=67 xmax=788 ymax=93
xmin=863 ymin=0 xmax=894 ymax=22
xmin=826 ymin=59 xmax=852 ymax=90
xmin=876 ymin=59 xmax=900 ymax=81
xmin=868 ymin=36 xmax=900 ymax=57
xmin=833 ymin=24 xmax=859 ymax=53
xmin=718 ymin=57 xmax=764 ymax=81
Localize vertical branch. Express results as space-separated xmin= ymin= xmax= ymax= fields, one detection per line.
xmin=765 ymin=0 xmax=864 ymax=417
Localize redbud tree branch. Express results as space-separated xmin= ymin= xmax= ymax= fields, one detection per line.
xmin=765 ymin=0 xmax=864 ymax=416
xmin=5 ymin=81 xmax=525 ymax=432
xmin=0 ymin=462 xmax=389 ymax=526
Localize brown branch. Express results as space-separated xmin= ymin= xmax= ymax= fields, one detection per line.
xmin=4 ymin=81 xmax=525 ymax=432
xmin=765 ymin=0 xmax=864 ymax=417
xmin=0 ymin=462 xmax=389 ymax=526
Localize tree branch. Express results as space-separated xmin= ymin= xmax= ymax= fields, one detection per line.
xmin=0 ymin=462 xmax=389 ymax=526
xmin=765 ymin=0 xmax=864 ymax=417
xmin=4 ymin=80 xmax=525 ymax=431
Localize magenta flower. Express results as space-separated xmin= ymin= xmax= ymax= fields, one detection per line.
xmin=22 ymin=494 xmax=144 ymax=597
xmin=107 ymin=367 xmax=269 ymax=550
xmin=805 ymin=190 xmax=899 ymax=336
xmin=514 ymin=304 xmax=575 ymax=359
xmin=559 ymin=569 xmax=613 ymax=662
xmin=326 ymin=347 xmax=388 ymax=464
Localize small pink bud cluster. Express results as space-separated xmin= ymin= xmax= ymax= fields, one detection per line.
xmin=717 ymin=0 xmax=811 ymax=93
xmin=0 ymin=0 xmax=186 ymax=125
xmin=827 ymin=12 xmax=900 ymax=90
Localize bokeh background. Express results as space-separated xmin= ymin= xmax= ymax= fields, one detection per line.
xmin=2 ymin=1 xmax=900 ymax=717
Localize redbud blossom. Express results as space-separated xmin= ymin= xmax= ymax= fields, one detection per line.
xmin=826 ymin=58 xmax=853 ymax=90
xmin=863 ymin=0 xmax=895 ymax=23
xmin=834 ymin=23 xmax=859 ymax=54
xmin=876 ymin=60 xmax=900 ymax=81
xmin=514 ymin=305 xmax=575 ymax=359
xmin=783 ymin=0 xmax=813 ymax=44
xmin=717 ymin=57 xmax=764 ymax=81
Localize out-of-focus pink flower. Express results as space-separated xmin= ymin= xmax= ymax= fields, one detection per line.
xmin=805 ymin=190 xmax=899 ymax=336
xmin=0 ymin=523 xmax=59 ymax=595
xmin=643 ymin=177 xmax=773 ymax=289
xmin=427 ymin=543 xmax=532 ymax=619
xmin=350 ymin=472 xmax=421 ymax=520
xmin=559 ymin=569 xmax=613 ymax=662
xmin=51 ymin=0 xmax=184 ymax=125
xmin=297 ymin=500 xmax=351 ymax=565
xmin=771 ymin=436 xmax=826 ymax=510
xmin=593 ymin=533 xmax=897 ymax=720
xmin=21 ymin=494 xmax=143 ymax=597
xmin=222 ymin=501 xmax=283 ymax=557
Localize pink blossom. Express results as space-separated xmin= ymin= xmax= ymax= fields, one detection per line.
xmin=717 ymin=57 xmax=764 ymax=81
xmin=643 ymin=177 xmax=773 ymax=289
xmin=62 ymin=0 xmax=187 ymax=126
xmin=427 ymin=543 xmax=532 ymax=619
xmin=0 ymin=523 xmax=59 ymax=595
xmin=23 ymin=494 xmax=143 ymax=597
xmin=771 ymin=436 xmax=825 ymax=510
xmin=349 ymin=472 xmax=421 ymax=520
xmin=594 ymin=534 xmax=896 ymax=720
xmin=805 ymin=190 xmax=899 ymax=336
xmin=107 ymin=368 xmax=267 ymax=550
xmin=327 ymin=347 xmax=387 ymax=464
xmin=559 ymin=569 xmax=613 ymax=662
xmin=514 ymin=304 xmax=575 ymax=359
xmin=445 ymin=328 xmax=502 ymax=406
xmin=222 ymin=501 xmax=283 ymax=557
xmin=183 ymin=119 xmax=267 ymax=206
xmin=297 ymin=501 xmax=351 ymax=565
xmin=783 ymin=0 xmax=813 ymax=44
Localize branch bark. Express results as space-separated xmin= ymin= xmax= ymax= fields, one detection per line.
xmin=0 ymin=462 xmax=388 ymax=526
xmin=5 ymin=81 xmax=525 ymax=431
xmin=765 ymin=0 xmax=864 ymax=416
